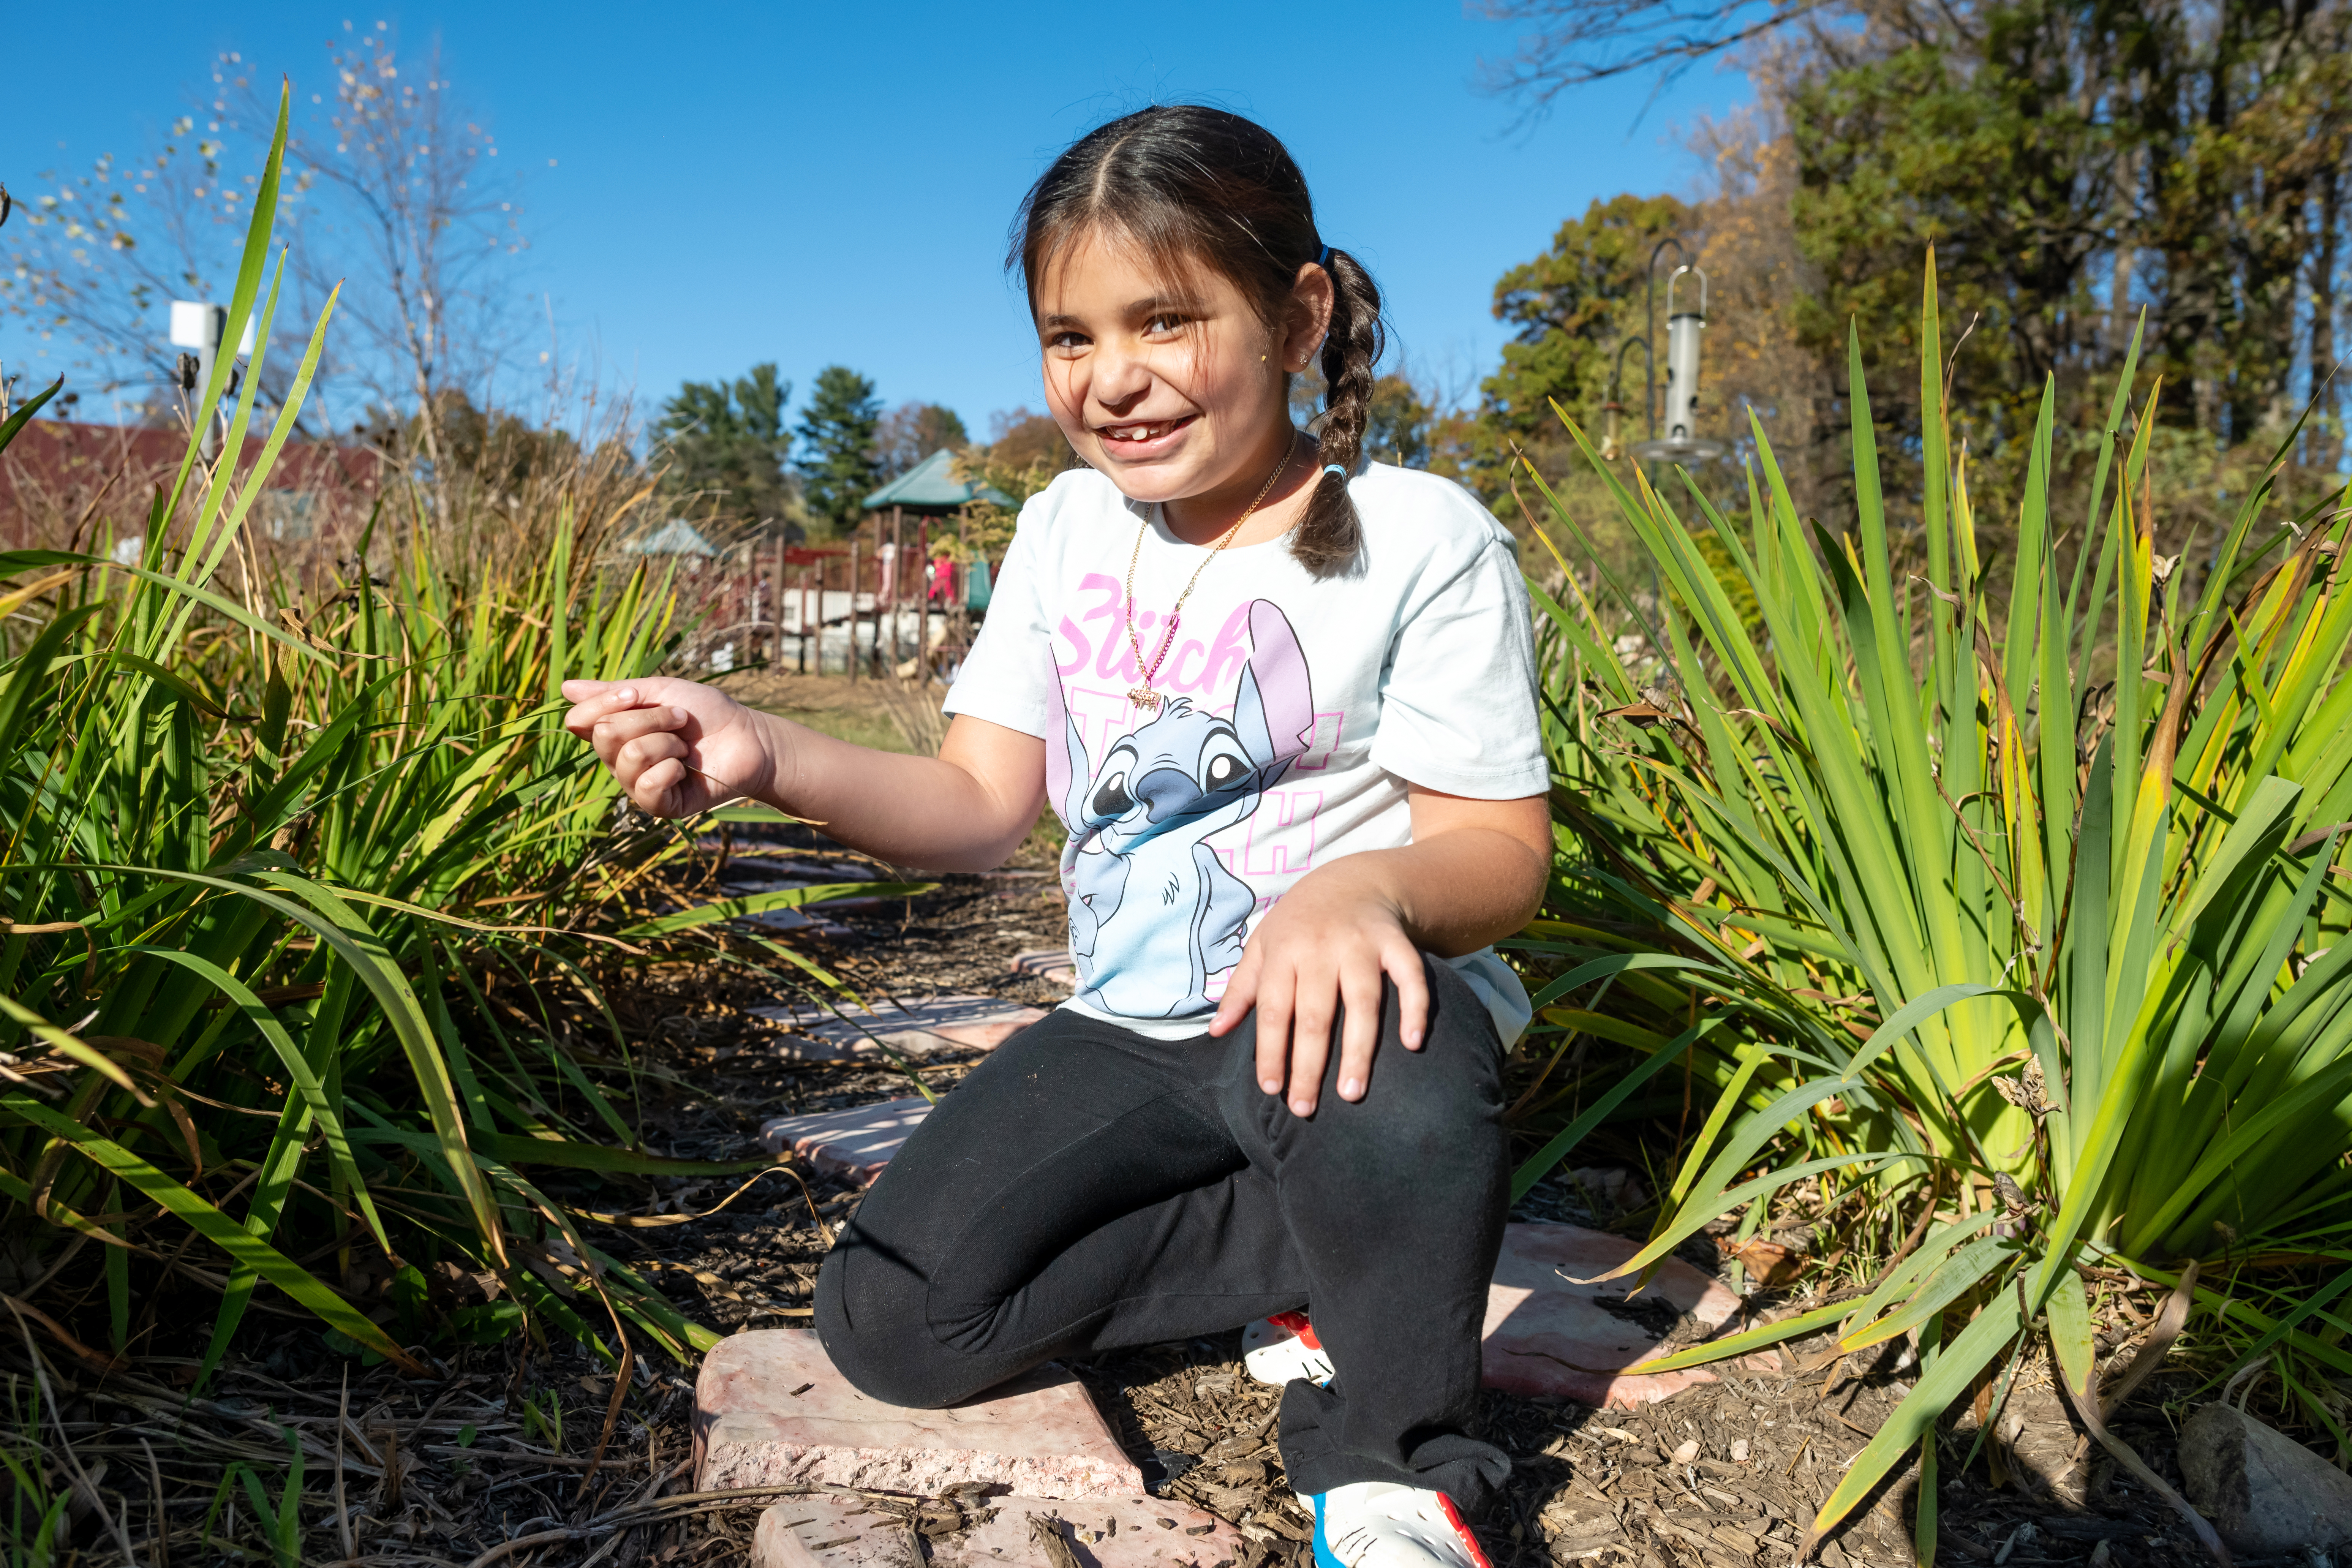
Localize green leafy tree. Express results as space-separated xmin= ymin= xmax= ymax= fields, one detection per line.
xmin=653 ymin=363 xmax=794 ymax=533
xmin=1363 ymin=374 xmax=1437 ymax=469
xmin=1786 ymin=0 xmax=2352 ymax=515
xmin=795 ymin=365 xmax=884 ymax=537
xmin=1480 ymin=0 xmax=2352 ymax=488
xmin=1455 ymin=193 xmax=1699 ymax=498
xmin=1484 ymin=193 xmax=1697 ymax=440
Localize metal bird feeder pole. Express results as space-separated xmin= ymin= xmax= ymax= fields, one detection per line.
xmin=1600 ymin=236 xmax=1731 ymax=626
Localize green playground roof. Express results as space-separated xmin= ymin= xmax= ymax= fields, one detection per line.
xmin=862 ymin=448 xmax=1016 ymax=512
xmin=623 ymin=517 xmax=717 ymax=557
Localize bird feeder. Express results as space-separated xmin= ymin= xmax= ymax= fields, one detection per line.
xmin=1629 ymin=265 xmax=1725 ymax=465
xmin=1602 ymin=238 xmax=1728 ymax=468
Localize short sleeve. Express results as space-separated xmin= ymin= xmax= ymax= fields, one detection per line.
xmin=1367 ymin=531 xmax=1549 ymax=798
xmin=941 ymin=497 xmax=1055 ymax=738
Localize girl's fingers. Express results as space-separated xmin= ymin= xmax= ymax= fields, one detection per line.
xmin=632 ymin=754 xmax=688 ymax=811
xmin=562 ymin=683 xmax=640 ymax=737
xmin=597 ymin=710 xmax=687 ymax=771
xmin=1286 ymin=976 xmax=1336 ymax=1117
xmin=1210 ymin=947 xmax=1261 ymax=1038
xmin=1334 ymin=959 xmax=1385 ymax=1101
xmin=1386 ymin=940 xmax=1431 ymax=1050
xmin=1252 ymin=964 xmax=1296 ymax=1098
xmin=615 ymin=733 xmax=689 ymax=803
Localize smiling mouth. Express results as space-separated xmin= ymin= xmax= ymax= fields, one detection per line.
xmin=1096 ymin=414 xmax=1197 ymax=449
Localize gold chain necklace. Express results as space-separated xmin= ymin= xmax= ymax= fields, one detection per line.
xmin=1121 ymin=433 xmax=1299 ymax=711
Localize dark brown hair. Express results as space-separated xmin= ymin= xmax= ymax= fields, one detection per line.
xmin=1010 ymin=105 xmax=1385 ymax=575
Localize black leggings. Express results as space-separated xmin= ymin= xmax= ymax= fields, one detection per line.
xmin=813 ymin=953 xmax=1513 ymax=1506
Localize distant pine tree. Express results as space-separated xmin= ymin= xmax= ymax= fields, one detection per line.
xmin=653 ymin=363 xmax=794 ymax=533
xmin=794 ymin=365 xmax=885 ymax=537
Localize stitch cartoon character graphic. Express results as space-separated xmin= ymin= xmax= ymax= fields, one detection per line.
xmin=1046 ymin=600 xmax=1315 ymax=1018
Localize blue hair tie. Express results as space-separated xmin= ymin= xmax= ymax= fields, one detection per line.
xmin=1316 ymin=244 xmax=1332 ymax=270
xmin=1323 ymin=463 xmax=1345 ymax=480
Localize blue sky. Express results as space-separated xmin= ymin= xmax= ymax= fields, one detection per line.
xmin=5 ymin=4 xmax=1749 ymax=435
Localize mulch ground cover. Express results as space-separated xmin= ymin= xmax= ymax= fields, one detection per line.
xmin=9 ymin=828 xmax=2231 ymax=1565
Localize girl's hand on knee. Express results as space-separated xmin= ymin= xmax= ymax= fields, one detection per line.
xmin=561 ymin=677 xmax=778 ymax=818
xmin=1208 ymin=878 xmax=1429 ymax=1117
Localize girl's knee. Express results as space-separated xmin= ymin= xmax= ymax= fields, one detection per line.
xmin=813 ymin=1246 xmax=963 ymax=1409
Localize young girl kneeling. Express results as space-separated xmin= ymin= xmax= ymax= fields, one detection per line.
xmin=566 ymin=105 xmax=1551 ymax=1568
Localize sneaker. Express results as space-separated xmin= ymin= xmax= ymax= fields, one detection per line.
xmin=1243 ymin=1311 xmax=1335 ymax=1386
xmin=1297 ymin=1482 xmax=1492 ymax=1568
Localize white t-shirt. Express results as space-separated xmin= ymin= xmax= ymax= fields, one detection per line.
xmin=944 ymin=462 xmax=1549 ymax=1044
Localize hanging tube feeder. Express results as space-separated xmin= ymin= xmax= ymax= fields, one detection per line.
xmin=1629 ymin=265 xmax=1725 ymax=465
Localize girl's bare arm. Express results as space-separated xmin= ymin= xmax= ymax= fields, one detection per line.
xmin=561 ymin=678 xmax=1045 ymax=872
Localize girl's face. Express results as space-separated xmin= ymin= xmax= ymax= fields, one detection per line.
xmin=1033 ymin=228 xmax=1331 ymax=514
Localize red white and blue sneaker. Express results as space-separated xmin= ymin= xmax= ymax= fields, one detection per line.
xmin=1243 ymin=1311 xmax=1336 ymax=1386
xmin=1296 ymin=1482 xmax=1493 ymax=1568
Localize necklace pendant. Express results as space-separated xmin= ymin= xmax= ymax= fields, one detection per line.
xmin=1126 ymin=684 xmax=1162 ymax=713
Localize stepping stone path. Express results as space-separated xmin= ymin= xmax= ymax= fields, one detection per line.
xmin=715 ymin=860 xmax=893 ymax=934
xmin=1009 ymin=948 xmax=1080 ymax=993
xmin=1481 ymin=1221 xmax=1782 ymax=1407
xmin=700 ymin=1330 xmax=1245 ymax=1565
xmin=750 ymin=1493 xmax=1245 ymax=1568
xmin=749 ymin=995 xmax=1048 ymax=1063
xmin=697 ymin=1328 xmax=1145 ymax=1497
xmin=760 ymin=1098 xmax=937 ymax=1183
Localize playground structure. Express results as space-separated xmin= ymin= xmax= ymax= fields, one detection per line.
xmin=658 ymin=448 xmax=1012 ymax=681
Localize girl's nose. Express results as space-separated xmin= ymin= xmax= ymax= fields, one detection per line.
xmin=1090 ymin=338 xmax=1153 ymax=411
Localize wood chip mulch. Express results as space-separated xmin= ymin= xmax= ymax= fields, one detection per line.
xmin=19 ymin=829 xmax=2231 ymax=1565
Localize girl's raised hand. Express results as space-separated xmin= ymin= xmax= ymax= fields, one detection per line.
xmin=560 ymin=678 xmax=777 ymax=818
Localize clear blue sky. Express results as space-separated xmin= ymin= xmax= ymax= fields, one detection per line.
xmin=5 ymin=3 xmax=1748 ymax=435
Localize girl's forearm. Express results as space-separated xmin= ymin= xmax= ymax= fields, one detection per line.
xmin=1318 ymin=829 xmax=1550 ymax=957
xmin=754 ymin=711 xmax=1046 ymax=873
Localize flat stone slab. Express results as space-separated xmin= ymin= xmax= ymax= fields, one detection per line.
xmin=751 ymin=1494 xmax=1246 ymax=1568
xmin=1010 ymin=949 xmax=1080 ymax=994
xmin=1482 ymin=1221 xmax=1782 ymax=1407
xmin=750 ymin=994 xmax=1047 ymax=1062
xmin=697 ymin=1328 xmax=1145 ymax=1500
xmin=760 ymin=1097 xmax=933 ymax=1182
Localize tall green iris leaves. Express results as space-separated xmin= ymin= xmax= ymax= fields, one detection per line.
xmin=0 ymin=88 xmax=757 ymax=1374
xmin=1521 ymin=253 xmax=2352 ymax=1547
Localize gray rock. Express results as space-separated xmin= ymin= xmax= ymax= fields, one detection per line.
xmin=2178 ymin=1402 xmax=2352 ymax=1552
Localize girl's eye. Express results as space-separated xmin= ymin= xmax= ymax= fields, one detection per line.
xmin=1144 ymin=313 xmax=1185 ymax=336
xmin=1046 ymin=330 xmax=1088 ymax=351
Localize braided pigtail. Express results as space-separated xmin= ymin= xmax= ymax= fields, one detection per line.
xmin=1292 ymin=246 xmax=1384 ymax=575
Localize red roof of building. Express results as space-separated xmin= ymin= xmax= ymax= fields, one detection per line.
xmin=0 ymin=417 xmax=384 ymax=535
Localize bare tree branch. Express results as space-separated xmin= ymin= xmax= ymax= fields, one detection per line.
xmin=1470 ymin=0 xmax=1837 ymax=110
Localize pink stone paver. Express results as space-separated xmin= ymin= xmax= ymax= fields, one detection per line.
xmin=1481 ymin=1221 xmax=1782 ymax=1407
xmin=748 ymin=994 xmax=1046 ymax=1063
xmin=1010 ymin=948 xmax=1080 ymax=994
xmin=759 ymin=1097 xmax=933 ymax=1183
xmin=697 ymin=1328 xmax=1146 ymax=1500
xmin=751 ymin=1494 xmax=1246 ymax=1568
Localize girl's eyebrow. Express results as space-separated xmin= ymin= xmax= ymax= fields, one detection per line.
xmin=1039 ymin=296 xmax=1201 ymax=330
